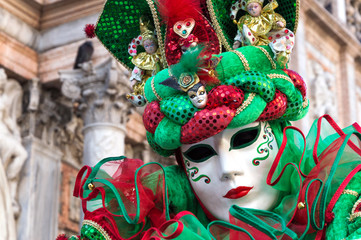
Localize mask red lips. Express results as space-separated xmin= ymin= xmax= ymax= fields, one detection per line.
xmin=223 ymin=186 xmax=253 ymax=199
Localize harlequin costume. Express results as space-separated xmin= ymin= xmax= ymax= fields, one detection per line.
xmin=231 ymin=0 xmax=287 ymax=46
xmin=57 ymin=0 xmax=361 ymax=239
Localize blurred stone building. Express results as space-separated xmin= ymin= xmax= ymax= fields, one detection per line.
xmin=0 ymin=0 xmax=360 ymax=239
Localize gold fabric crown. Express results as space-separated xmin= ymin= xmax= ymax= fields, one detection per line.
xmin=245 ymin=0 xmax=264 ymax=6
xmin=139 ymin=16 xmax=156 ymax=42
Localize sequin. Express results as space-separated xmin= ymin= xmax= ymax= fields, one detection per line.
xmin=280 ymin=90 xmax=304 ymax=120
xmin=181 ymin=106 xmax=235 ymax=144
xmin=143 ymin=101 xmax=164 ymax=134
xmin=257 ymin=90 xmax=287 ymax=121
xmin=81 ymin=224 xmax=106 ymax=240
xmin=206 ymin=85 xmax=244 ymax=110
xmin=95 ymin=0 xmax=155 ymax=70
xmin=225 ymin=71 xmax=275 ymax=103
xmin=160 ymin=95 xmax=197 ymax=125
xmin=283 ymin=69 xmax=307 ymax=100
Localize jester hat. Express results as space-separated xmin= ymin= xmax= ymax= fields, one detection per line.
xmin=91 ymin=0 xmax=300 ymax=68
xmin=90 ymin=0 xmax=304 ymax=156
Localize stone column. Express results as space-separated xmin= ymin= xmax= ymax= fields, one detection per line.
xmin=16 ymin=74 xmax=68 ymax=240
xmin=335 ymin=0 xmax=347 ymax=23
xmin=339 ymin=50 xmax=356 ymax=126
xmin=60 ymin=59 xmax=131 ymax=167
xmin=17 ymin=136 xmax=62 ymax=240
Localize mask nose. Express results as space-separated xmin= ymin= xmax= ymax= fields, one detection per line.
xmin=219 ymin=152 xmax=244 ymax=181
xmin=221 ymin=171 xmax=243 ymax=181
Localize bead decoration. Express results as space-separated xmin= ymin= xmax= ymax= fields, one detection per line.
xmin=350 ymin=199 xmax=361 ymax=222
xmin=267 ymin=73 xmax=294 ymax=86
xmin=151 ymin=77 xmax=163 ymax=101
xmin=230 ymin=50 xmax=250 ymax=71
xmin=82 ymin=220 xmax=111 ymax=240
xmin=207 ymin=0 xmax=233 ymax=51
xmin=342 ymin=189 xmax=359 ymax=197
xmin=297 ymin=202 xmax=305 ymax=210
xmin=255 ymin=46 xmax=277 ymax=69
xmin=302 ymin=98 xmax=309 ymax=108
xmin=235 ymin=93 xmax=255 ymax=115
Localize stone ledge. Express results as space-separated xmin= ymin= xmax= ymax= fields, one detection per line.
xmin=39 ymin=38 xmax=110 ymax=83
xmin=0 ymin=0 xmax=41 ymax=29
xmin=303 ymin=0 xmax=361 ymax=58
xmin=0 ymin=7 xmax=39 ymax=49
xmin=41 ymin=0 xmax=105 ymax=30
xmin=2 ymin=0 xmax=105 ymax=31
xmin=0 ymin=33 xmax=38 ymax=80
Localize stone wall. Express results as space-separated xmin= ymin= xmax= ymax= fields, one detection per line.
xmin=291 ymin=0 xmax=361 ymax=130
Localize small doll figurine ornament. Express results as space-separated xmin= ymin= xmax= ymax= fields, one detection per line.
xmin=231 ymin=0 xmax=286 ymax=47
xmin=127 ymin=16 xmax=162 ymax=107
xmin=231 ymin=0 xmax=295 ymax=67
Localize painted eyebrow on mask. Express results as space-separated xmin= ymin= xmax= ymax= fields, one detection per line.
xmin=229 ymin=123 xmax=261 ymax=151
xmin=183 ymin=144 xmax=217 ymax=163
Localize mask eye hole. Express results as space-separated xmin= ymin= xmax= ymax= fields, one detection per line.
xmin=183 ymin=144 xmax=217 ymax=163
xmin=230 ymin=123 xmax=261 ymax=150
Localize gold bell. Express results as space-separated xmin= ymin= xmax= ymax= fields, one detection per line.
xmin=297 ymin=202 xmax=305 ymax=210
xmin=88 ymin=183 xmax=94 ymax=191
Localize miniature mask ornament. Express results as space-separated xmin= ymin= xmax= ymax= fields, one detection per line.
xmin=161 ymin=74 xmax=208 ymax=109
xmin=181 ymin=122 xmax=280 ymax=221
xmin=188 ymin=84 xmax=208 ymax=109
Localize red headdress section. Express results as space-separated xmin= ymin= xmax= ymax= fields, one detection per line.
xmin=156 ymin=0 xmax=221 ymax=65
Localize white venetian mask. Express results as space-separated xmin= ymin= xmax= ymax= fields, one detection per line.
xmin=181 ymin=121 xmax=280 ymax=221
xmin=187 ymin=85 xmax=208 ymax=109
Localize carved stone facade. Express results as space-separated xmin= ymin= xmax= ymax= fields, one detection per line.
xmin=290 ymin=0 xmax=361 ymax=131
xmin=346 ymin=0 xmax=361 ymax=42
xmin=0 ymin=0 xmax=360 ymax=239
xmin=306 ymin=47 xmax=338 ymax=121
xmin=60 ymin=59 xmax=131 ymax=166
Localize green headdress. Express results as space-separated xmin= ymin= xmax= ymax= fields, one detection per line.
xmin=143 ymin=45 xmax=308 ymax=156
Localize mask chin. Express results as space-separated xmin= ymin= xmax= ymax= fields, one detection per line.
xmin=191 ymin=99 xmax=206 ymax=108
